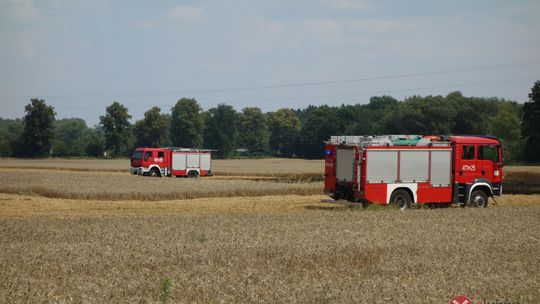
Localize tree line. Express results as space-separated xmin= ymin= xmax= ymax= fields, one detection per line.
xmin=1 ymin=81 xmax=539 ymax=162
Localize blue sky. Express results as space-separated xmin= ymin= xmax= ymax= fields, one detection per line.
xmin=1 ymin=0 xmax=539 ymax=126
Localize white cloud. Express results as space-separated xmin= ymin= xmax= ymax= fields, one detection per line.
xmin=345 ymin=17 xmax=430 ymax=33
xmin=1 ymin=0 xmax=42 ymax=20
xmin=136 ymin=5 xmax=204 ymax=30
xmin=511 ymin=2 xmax=540 ymax=14
xmin=330 ymin=0 xmax=369 ymax=11
xmin=167 ymin=4 xmax=203 ymax=22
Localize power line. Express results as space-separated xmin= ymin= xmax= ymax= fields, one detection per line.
xmin=0 ymin=76 xmax=536 ymax=112
xmin=0 ymin=59 xmax=539 ymax=102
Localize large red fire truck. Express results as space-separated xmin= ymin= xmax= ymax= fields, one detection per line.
xmin=324 ymin=135 xmax=503 ymax=209
xmin=130 ymin=147 xmax=213 ymax=178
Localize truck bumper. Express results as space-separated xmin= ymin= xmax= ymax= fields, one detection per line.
xmin=131 ymin=167 xmax=145 ymax=175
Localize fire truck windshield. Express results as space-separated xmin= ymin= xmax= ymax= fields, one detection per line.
xmin=131 ymin=151 xmax=142 ymax=159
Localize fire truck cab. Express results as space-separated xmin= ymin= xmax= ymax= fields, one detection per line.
xmin=324 ymin=135 xmax=503 ymax=208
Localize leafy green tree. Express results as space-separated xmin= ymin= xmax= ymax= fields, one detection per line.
xmin=134 ymin=107 xmax=169 ymax=147
xmin=239 ymin=107 xmax=269 ymax=153
xmin=0 ymin=118 xmax=23 ymax=157
xmin=348 ymin=106 xmax=374 ymax=135
xmin=298 ymin=106 xmax=339 ymax=159
xmin=387 ymin=95 xmax=455 ymax=134
xmin=170 ymin=98 xmax=204 ymax=148
xmin=365 ymin=96 xmax=399 ymax=134
xmin=85 ymin=127 xmax=105 ymax=157
xmin=522 ymin=80 xmax=540 ymax=163
xmin=268 ymin=108 xmax=301 ymax=156
xmin=22 ymin=98 xmax=56 ymax=157
xmin=203 ymin=104 xmax=239 ymax=158
xmin=52 ymin=118 xmax=90 ymax=157
xmin=490 ymin=109 xmax=522 ymax=163
xmin=99 ymin=101 xmax=132 ymax=157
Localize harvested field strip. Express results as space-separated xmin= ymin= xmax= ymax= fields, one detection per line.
xmin=0 ymin=158 xmax=323 ymax=175
xmin=0 ymin=166 xmax=127 ymax=173
xmin=0 ymin=171 xmax=322 ymax=201
xmin=1 ymin=193 xmax=537 ymax=218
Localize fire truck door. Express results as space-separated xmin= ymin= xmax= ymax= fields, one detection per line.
xmin=458 ymin=144 xmax=477 ymax=183
xmin=477 ymin=145 xmax=498 ymax=181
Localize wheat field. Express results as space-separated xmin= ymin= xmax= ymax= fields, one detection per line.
xmin=0 ymin=169 xmax=321 ymax=201
xmin=0 ymin=158 xmax=323 ymax=175
xmin=0 ymin=193 xmax=539 ymax=303
xmin=0 ymin=158 xmax=539 ymax=303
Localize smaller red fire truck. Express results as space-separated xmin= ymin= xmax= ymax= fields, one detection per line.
xmin=324 ymin=135 xmax=503 ymax=209
xmin=130 ymin=147 xmax=213 ymax=178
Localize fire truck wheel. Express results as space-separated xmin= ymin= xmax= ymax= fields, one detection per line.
xmin=188 ymin=170 xmax=199 ymax=178
xmin=390 ymin=189 xmax=411 ymax=210
xmin=149 ymin=168 xmax=160 ymax=177
xmin=470 ymin=189 xmax=488 ymax=208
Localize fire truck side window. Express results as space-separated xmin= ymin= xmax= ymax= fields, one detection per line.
xmin=144 ymin=151 xmax=153 ymax=159
xmin=462 ymin=145 xmax=475 ymax=160
xmin=478 ymin=146 xmax=498 ymax=162
xmin=158 ymin=152 xmax=164 ymax=158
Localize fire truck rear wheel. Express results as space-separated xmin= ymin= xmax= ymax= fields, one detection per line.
xmin=188 ymin=170 xmax=199 ymax=178
xmin=390 ymin=189 xmax=412 ymax=210
xmin=470 ymin=189 xmax=488 ymax=208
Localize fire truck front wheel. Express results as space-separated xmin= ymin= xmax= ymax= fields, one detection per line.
xmin=390 ymin=189 xmax=412 ymax=210
xmin=149 ymin=168 xmax=161 ymax=177
xmin=470 ymin=189 xmax=488 ymax=208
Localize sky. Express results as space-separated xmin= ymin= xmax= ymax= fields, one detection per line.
xmin=1 ymin=0 xmax=539 ymax=126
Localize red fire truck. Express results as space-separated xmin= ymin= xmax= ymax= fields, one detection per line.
xmin=130 ymin=147 xmax=213 ymax=178
xmin=324 ymin=135 xmax=503 ymax=209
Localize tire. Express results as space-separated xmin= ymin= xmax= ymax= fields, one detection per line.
xmin=390 ymin=189 xmax=412 ymax=210
xmin=188 ymin=170 xmax=199 ymax=178
xmin=149 ymin=168 xmax=160 ymax=177
xmin=470 ymin=189 xmax=488 ymax=208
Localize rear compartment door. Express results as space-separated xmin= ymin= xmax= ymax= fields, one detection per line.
xmin=200 ymin=153 xmax=211 ymax=170
xmin=336 ymin=148 xmax=355 ymax=182
xmin=172 ymin=153 xmax=187 ymax=170
xmin=187 ymin=154 xmax=200 ymax=168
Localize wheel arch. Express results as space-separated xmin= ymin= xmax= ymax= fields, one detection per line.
xmin=386 ymin=183 xmax=417 ymax=205
xmin=467 ymin=182 xmax=492 ymax=203
xmin=148 ymin=165 xmax=162 ymax=177
xmin=187 ymin=169 xmax=200 ymax=177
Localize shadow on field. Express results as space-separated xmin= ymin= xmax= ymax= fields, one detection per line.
xmin=304 ymin=204 xmax=393 ymax=212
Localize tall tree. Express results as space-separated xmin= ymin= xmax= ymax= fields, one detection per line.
xmin=0 ymin=118 xmax=23 ymax=157
xmin=203 ymin=104 xmax=239 ymax=158
xmin=522 ymin=80 xmax=540 ymax=162
xmin=239 ymin=107 xmax=269 ymax=153
xmin=268 ymin=108 xmax=301 ymax=156
xmin=85 ymin=126 xmax=105 ymax=157
xmin=365 ymin=96 xmax=399 ymax=134
xmin=52 ymin=118 xmax=90 ymax=157
xmin=298 ymin=106 xmax=339 ymax=159
xmin=170 ymin=98 xmax=204 ymax=148
xmin=99 ymin=101 xmax=132 ymax=157
xmin=387 ymin=95 xmax=456 ymax=134
xmin=22 ymin=98 xmax=56 ymax=157
xmin=134 ymin=107 xmax=169 ymax=147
